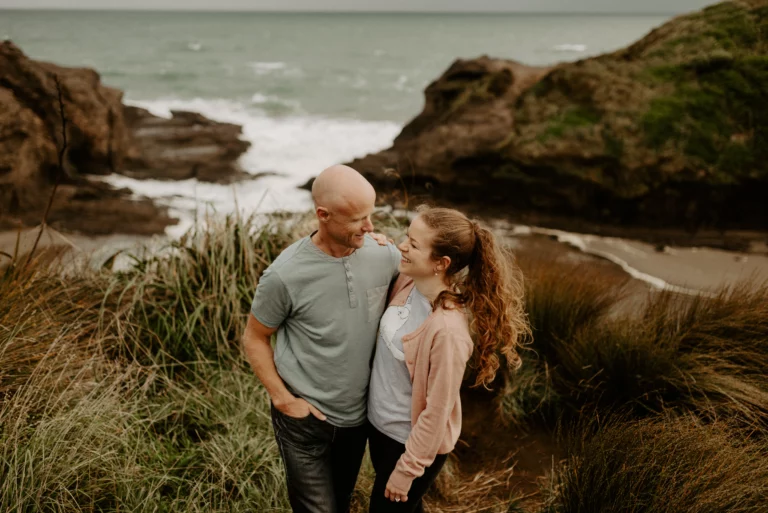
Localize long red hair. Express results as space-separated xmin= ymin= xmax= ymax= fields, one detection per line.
xmin=416 ymin=205 xmax=529 ymax=387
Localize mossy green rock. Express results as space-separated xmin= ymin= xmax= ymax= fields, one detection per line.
xmin=351 ymin=0 xmax=768 ymax=231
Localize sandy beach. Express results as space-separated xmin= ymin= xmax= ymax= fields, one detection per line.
xmin=500 ymin=223 xmax=768 ymax=294
xmin=4 ymin=221 xmax=767 ymax=296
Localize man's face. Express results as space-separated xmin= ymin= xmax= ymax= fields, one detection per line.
xmin=325 ymin=197 xmax=375 ymax=249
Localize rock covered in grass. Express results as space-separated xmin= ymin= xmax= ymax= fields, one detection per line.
xmin=350 ymin=0 xmax=768 ymax=232
xmin=0 ymin=41 xmax=250 ymax=235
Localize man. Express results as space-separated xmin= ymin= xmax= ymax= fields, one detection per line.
xmin=243 ymin=165 xmax=401 ymax=513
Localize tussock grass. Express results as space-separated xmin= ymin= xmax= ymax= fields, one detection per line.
xmin=0 ymin=213 xmax=303 ymax=512
xmin=109 ymin=213 xmax=302 ymax=366
xmin=544 ymin=417 xmax=768 ymax=513
xmin=2 ymin=210 xmax=767 ymax=512
xmin=500 ymin=255 xmax=628 ymax=424
xmin=502 ymin=254 xmax=768 ymax=429
xmin=0 ymin=256 xmax=113 ymax=397
xmin=0 ymin=361 xmax=290 ymax=512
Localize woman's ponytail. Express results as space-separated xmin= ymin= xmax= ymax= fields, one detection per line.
xmin=419 ymin=206 xmax=529 ymax=388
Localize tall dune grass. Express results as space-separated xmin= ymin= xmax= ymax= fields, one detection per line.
xmin=544 ymin=417 xmax=768 ymax=513
xmin=0 ymin=360 xmax=291 ymax=512
xmin=2 ymin=212 xmax=767 ymax=512
xmin=108 ymin=213 xmax=302 ymax=367
xmin=502 ymin=254 xmax=768 ymax=430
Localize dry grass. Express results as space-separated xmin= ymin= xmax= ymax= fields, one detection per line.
xmin=0 ymin=254 xmax=113 ymax=397
xmin=501 ymin=253 xmax=768 ymax=430
xmin=1 ymin=211 xmax=766 ymax=512
xmin=544 ymin=416 xmax=768 ymax=513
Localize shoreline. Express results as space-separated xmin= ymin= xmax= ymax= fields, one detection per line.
xmin=4 ymin=217 xmax=766 ymax=295
xmin=499 ymin=222 xmax=768 ymax=295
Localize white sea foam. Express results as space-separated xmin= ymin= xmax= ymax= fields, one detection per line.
xmin=250 ymin=92 xmax=302 ymax=111
xmin=187 ymin=42 xmax=203 ymax=52
xmin=118 ymin=97 xmax=400 ymax=237
xmin=249 ymin=61 xmax=288 ymax=75
xmin=250 ymin=93 xmax=270 ymax=103
xmin=553 ymin=44 xmax=587 ymax=52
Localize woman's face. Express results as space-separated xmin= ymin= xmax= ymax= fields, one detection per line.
xmin=397 ymin=216 xmax=438 ymax=278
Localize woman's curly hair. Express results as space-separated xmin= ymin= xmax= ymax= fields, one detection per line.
xmin=416 ymin=205 xmax=530 ymax=387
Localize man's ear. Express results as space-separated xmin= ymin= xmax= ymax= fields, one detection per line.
xmin=316 ymin=206 xmax=330 ymax=223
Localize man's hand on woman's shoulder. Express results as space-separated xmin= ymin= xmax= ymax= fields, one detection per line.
xmin=369 ymin=232 xmax=394 ymax=246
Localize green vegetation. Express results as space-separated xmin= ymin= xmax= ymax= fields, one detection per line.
xmin=440 ymin=68 xmax=512 ymax=119
xmin=111 ymin=213 xmax=298 ymax=366
xmin=503 ymin=250 xmax=768 ymax=511
xmin=504 ymin=253 xmax=768 ymax=429
xmin=642 ymin=56 xmax=768 ymax=180
xmin=539 ymin=106 xmax=602 ymax=142
xmin=602 ymin=128 xmax=624 ymax=160
xmin=2 ymin=211 xmax=767 ymax=512
xmin=640 ymin=2 xmax=768 ymax=181
xmin=1 ymin=215 xmax=301 ymax=512
xmin=544 ymin=418 xmax=768 ymax=513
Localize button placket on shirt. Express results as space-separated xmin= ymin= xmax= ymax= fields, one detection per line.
xmin=343 ymin=257 xmax=357 ymax=308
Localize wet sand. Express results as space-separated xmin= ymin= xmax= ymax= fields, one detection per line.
xmin=492 ymin=221 xmax=768 ymax=294
xmin=3 ymin=222 xmax=768 ymax=295
xmin=0 ymin=226 xmax=163 ymax=269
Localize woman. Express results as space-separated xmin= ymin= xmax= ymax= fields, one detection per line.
xmin=367 ymin=206 xmax=530 ymax=513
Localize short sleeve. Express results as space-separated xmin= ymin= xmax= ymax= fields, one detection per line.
xmin=387 ymin=243 xmax=402 ymax=279
xmin=251 ymin=265 xmax=292 ymax=329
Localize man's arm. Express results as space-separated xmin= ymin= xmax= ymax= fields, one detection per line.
xmin=242 ymin=314 xmax=327 ymax=420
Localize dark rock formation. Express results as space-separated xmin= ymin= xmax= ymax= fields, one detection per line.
xmin=0 ymin=41 xmax=250 ymax=235
xmin=349 ymin=0 xmax=768 ymax=233
xmin=121 ymin=106 xmax=251 ymax=183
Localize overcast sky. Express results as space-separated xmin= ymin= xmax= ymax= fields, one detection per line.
xmin=0 ymin=0 xmax=715 ymax=13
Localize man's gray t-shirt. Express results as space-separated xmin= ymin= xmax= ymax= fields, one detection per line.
xmin=251 ymin=233 xmax=400 ymax=427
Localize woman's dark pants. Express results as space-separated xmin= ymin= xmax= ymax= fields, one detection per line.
xmin=367 ymin=424 xmax=448 ymax=513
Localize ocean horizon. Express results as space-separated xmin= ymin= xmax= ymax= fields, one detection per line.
xmin=1 ymin=9 xmax=686 ymax=14
xmin=2 ymin=10 xmax=672 ymax=233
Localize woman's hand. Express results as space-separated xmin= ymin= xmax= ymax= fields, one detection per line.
xmin=369 ymin=232 xmax=394 ymax=246
xmin=384 ymin=474 xmax=409 ymax=503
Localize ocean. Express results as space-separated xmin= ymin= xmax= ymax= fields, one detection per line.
xmin=4 ymin=10 xmax=768 ymax=292
xmin=1 ymin=10 xmax=672 ymax=233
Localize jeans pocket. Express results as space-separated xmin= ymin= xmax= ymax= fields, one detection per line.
xmin=273 ymin=406 xmax=325 ymax=456
xmin=366 ymin=285 xmax=389 ymax=323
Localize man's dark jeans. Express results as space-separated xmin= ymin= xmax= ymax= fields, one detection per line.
xmin=271 ymin=403 xmax=368 ymax=513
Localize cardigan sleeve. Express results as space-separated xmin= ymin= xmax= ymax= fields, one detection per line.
xmin=388 ymin=326 xmax=471 ymax=492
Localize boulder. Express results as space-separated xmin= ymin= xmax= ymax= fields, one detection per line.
xmin=350 ymin=0 xmax=768 ymax=233
xmin=121 ymin=106 xmax=251 ymax=183
xmin=0 ymin=41 xmax=250 ymax=235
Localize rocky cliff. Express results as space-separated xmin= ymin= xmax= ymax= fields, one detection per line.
xmin=350 ymin=0 xmax=768 ymax=233
xmin=0 ymin=41 xmax=250 ymax=235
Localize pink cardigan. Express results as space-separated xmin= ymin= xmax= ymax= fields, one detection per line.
xmin=385 ymin=274 xmax=474 ymax=492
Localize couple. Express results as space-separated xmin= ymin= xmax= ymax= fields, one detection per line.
xmin=243 ymin=165 xmax=527 ymax=513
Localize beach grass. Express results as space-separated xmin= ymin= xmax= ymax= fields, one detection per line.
xmin=501 ymin=253 xmax=768 ymax=431
xmin=542 ymin=416 xmax=768 ymax=513
xmin=1 ymin=211 xmax=767 ymax=512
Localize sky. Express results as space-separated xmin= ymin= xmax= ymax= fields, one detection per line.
xmin=0 ymin=0 xmax=715 ymax=13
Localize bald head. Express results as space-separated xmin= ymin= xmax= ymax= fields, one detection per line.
xmin=312 ymin=165 xmax=376 ymax=211
xmin=311 ymin=165 xmax=377 ymax=251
